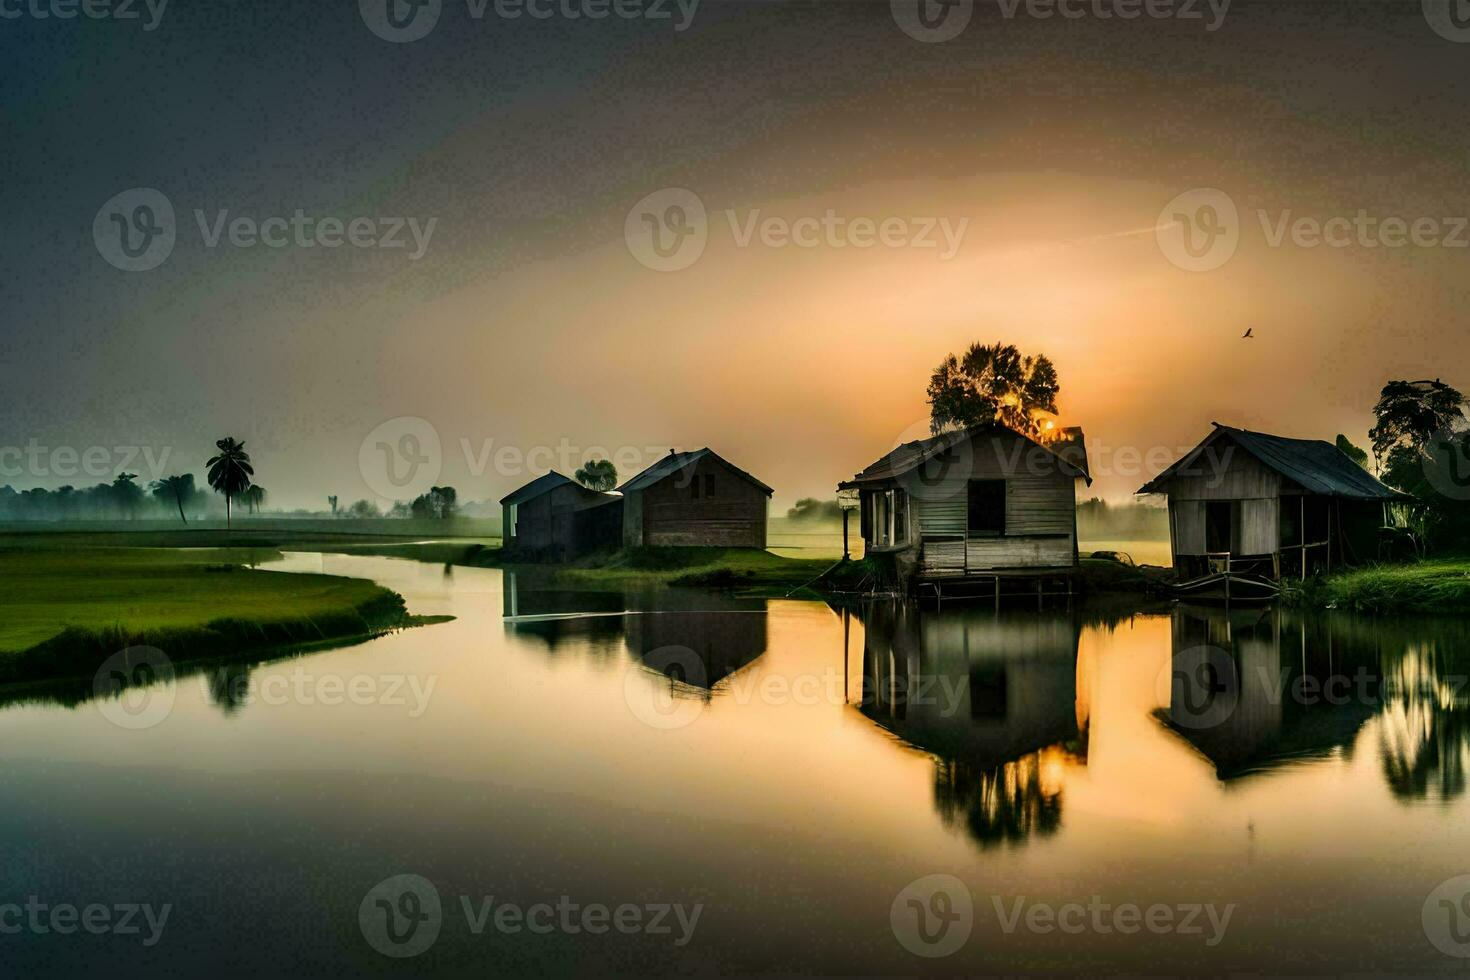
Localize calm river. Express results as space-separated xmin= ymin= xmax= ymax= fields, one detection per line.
xmin=2 ymin=553 xmax=1469 ymax=975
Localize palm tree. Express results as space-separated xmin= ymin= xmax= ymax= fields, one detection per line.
xmin=327 ymin=495 xmax=339 ymax=518
xmin=575 ymin=458 xmax=618 ymax=491
xmin=240 ymin=484 xmax=267 ymax=515
xmin=206 ymin=438 xmax=254 ymax=529
xmin=150 ymin=474 xmax=196 ymax=525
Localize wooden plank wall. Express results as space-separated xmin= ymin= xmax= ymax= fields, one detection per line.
xmin=908 ymin=430 xmax=1079 ymax=573
xmin=639 ymin=454 xmax=768 ymax=548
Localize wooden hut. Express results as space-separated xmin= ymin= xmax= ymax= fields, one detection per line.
xmin=1137 ymin=423 xmax=1407 ymax=581
xmin=499 ymin=471 xmax=623 ymax=561
xmin=838 ymin=424 xmax=1091 ymax=593
xmin=617 ymin=449 xmax=772 ymax=548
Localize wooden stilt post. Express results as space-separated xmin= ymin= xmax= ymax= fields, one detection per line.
xmin=842 ymin=508 xmax=850 ymax=561
xmin=1301 ymin=497 xmax=1307 ymax=581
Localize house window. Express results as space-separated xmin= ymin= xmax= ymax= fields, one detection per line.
xmin=689 ymin=473 xmax=715 ymax=499
xmin=967 ymin=480 xmax=1006 ymax=537
xmin=870 ymin=488 xmax=908 ymax=547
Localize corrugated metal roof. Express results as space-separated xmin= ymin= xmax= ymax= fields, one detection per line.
xmin=498 ymin=471 xmax=574 ymax=505
xmin=1137 ymin=424 xmax=1406 ymax=500
xmin=839 ymin=424 xmax=1091 ymax=488
xmin=616 ymin=448 xmax=774 ymax=495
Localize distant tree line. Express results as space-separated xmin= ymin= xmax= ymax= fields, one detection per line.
xmin=786 ymin=498 xmax=844 ymax=522
xmin=0 ymin=473 xmax=210 ymax=522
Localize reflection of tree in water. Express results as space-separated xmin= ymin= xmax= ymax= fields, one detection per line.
xmin=932 ymin=749 xmax=1066 ymax=848
xmin=205 ymin=662 xmax=253 ymax=716
xmin=1378 ymin=643 xmax=1470 ymax=803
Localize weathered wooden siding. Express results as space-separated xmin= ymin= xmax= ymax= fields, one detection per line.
xmin=1166 ymin=444 xmax=1282 ymax=500
xmin=637 ymin=454 xmax=768 ymax=548
xmin=1240 ymin=497 xmax=1278 ymax=555
xmin=919 ymin=538 xmax=965 ymax=576
xmin=621 ymin=489 xmax=643 ymax=548
xmin=905 ymin=429 xmax=1079 ymax=573
xmin=966 ymin=535 xmax=1073 ymax=569
xmin=916 ymin=497 xmax=965 ymax=536
xmin=1172 ymin=499 xmax=1206 ymax=555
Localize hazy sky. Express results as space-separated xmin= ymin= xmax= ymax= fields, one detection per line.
xmin=5 ymin=0 xmax=1469 ymax=507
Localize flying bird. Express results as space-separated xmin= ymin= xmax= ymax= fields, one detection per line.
xmin=1242 ymin=328 xmax=1254 ymax=339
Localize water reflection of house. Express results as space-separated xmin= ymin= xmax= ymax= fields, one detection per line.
xmin=1161 ymin=604 xmax=1381 ymax=780
xmin=502 ymin=573 xmax=768 ymax=689
xmin=1137 ymin=424 xmax=1406 ymax=581
xmin=624 ymin=608 xmax=768 ymax=693
xmin=853 ymin=601 xmax=1085 ymax=847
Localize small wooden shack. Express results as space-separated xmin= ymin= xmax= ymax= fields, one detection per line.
xmin=1137 ymin=423 xmax=1406 ymax=580
xmin=838 ymin=424 xmax=1091 ymax=591
xmin=499 ymin=471 xmax=623 ymax=561
xmin=618 ymin=448 xmax=772 ymax=548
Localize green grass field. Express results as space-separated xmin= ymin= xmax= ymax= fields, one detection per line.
xmin=1293 ymin=560 xmax=1470 ymax=615
xmin=0 ymin=547 xmax=425 ymax=684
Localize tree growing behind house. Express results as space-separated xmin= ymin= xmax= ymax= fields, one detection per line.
xmin=927 ymin=342 xmax=1060 ymax=438
xmin=575 ymin=458 xmax=618 ymax=491
xmin=786 ymin=498 xmax=843 ymax=522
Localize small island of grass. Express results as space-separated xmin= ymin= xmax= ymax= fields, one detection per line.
xmin=0 ymin=547 xmax=443 ymax=685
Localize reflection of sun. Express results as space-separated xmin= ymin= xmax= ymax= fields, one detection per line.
xmin=1039 ymin=745 xmax=1069 ymax=795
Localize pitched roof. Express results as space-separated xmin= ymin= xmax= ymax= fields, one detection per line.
xmin=839 ymin=424 xmax=1091 ymax=488
xmin=1137 ymin=423 xmax=1406 ymax=500
xmin=498 ymin=471 xmax=574 ymax=505
xmin=617 ymin=448 xmax=772 ymax=495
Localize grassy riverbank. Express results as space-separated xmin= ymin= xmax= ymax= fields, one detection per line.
xmin=1289 ymin=560 xmax=1470 ymax=615
xmin=0 ymin=548 xmax=436 ymax=684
